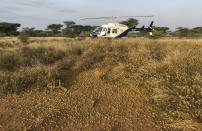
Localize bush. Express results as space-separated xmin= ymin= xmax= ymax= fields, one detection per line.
xmin=18 ymin=32 xmax=29 ymax=44
xmin=0 ymin=47 xmax=67 ymax=71
xmin=0 ymin=66 xmax=59 ymax=94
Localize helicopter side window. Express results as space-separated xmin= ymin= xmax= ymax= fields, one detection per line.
xmin=112 ymin=29 xmax=118 ymax=34
xmin=107 ymin=28 xmax=111 ymax=34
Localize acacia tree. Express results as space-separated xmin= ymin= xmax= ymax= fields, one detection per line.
xmin=0 ymin=22 xmax=21 ymax=36
xmin=154 ymin=27 xmax=170 ymax=33
xmin=174 ymin=27 xmax=190 ymax=37
xmin=47 ymin=24 xmax=63 ymax=34
xmin=62 ymin=21 xmax=75 ymax=37
xmin=64 ymin=21 xmax=75 ymax=28
xmin=20 ymin=27 xmax=36 ymax=36
xmin=120 ymin=18 xmax=139 ymax=27
xmin=62 ymin=21 xmax=95 ymax=37
xmin=189 ymin=27 xmax=202 ymax=37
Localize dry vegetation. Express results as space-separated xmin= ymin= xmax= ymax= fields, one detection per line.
xmin=0 ymin=37 xmax=201 ymax=130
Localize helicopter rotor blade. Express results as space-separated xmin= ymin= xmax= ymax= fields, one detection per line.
xmin=81 ymin=16 xmax=117 ymax=20
xmin=81 ymin=16 xmax=154 ymax=20
xmin=120 ymin=15 xmax=154 ymax=18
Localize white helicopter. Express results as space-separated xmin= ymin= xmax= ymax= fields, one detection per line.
xmin=81 ymin=16 xmax=155 ymax=38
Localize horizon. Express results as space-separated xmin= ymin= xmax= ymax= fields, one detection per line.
xmin=1 ymin=0 xmax=202 ymax=31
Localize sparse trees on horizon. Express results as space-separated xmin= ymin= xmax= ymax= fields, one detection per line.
xmin=0 ymin=20 xmax=202 ymax=38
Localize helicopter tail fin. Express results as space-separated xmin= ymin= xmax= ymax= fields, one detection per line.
xmin=132 ymin=26 xmax=136 ymax=29
xmin=149 ymin=21 xmax=154 ymax=27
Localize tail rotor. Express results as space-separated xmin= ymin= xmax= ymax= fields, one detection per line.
xmin=147 ymin=21 xmax=154 ymax=36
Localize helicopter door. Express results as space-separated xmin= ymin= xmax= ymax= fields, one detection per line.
xmin=111 ymin=29 xmax=118 ymax=37
xmin=100 ymin=28 xmax=107 ymax=36
xmin=105 ymin=28 xmax=111 ymax=37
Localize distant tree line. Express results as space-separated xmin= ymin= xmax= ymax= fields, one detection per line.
xmin=1 ymin=19 xmax=202 ymax=38
xmin=0 ymin=21 xmax=96 ymax=37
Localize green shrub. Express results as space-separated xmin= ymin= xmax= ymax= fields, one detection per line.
xmin=18 ymin=32 xmax=29 ymax=44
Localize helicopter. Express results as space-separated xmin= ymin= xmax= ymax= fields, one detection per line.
xmin=81 ymin=16 xmax=155 ymax=38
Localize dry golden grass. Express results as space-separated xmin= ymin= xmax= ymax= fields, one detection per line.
xmin=0 ymin=37 xmax=201 ymax=130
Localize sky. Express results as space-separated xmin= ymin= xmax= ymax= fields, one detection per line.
xmin=1 ymin=0 xmax=202 ymax=30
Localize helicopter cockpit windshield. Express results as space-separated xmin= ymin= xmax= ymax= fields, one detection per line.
xmin=94 ymin=27 xmax=103 ymax=34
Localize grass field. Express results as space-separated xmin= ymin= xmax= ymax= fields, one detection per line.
xmin=0 ymin=37 xmax=201 ymax=130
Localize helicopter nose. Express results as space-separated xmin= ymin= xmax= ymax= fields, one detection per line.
xmin=90 ymin=32 xmax=98 ymax=37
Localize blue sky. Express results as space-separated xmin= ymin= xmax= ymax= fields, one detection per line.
xmin=1 ymin=0 xmax=202 ymax=30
